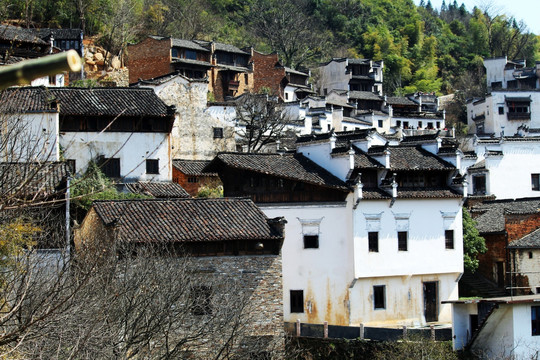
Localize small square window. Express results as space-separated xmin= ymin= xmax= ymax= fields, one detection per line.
xmin=498 ymin=106 xmax=504 ymax=115
xmin=532 ymin=174 xmax=540 ymax=191
xmin=374 ymin=285 xmax=386 ymax=309
xmin=213 ymin=127 xmax=224 ymax=139
xmin=285 ymin=93 xmax=289 ymax=100
xmin=418 ymin=121 xmax=422 ymax=128
xmin=378 ymin=120 xmax=383 ymax=128
xmin=190 ymin=286 xmax=212 ymax=315
xmin=146 ymin=159 xmax=159 ymax=174
xmin=530 ymin=252 xmax=534 ymax=259
xmin=396 ymin=120 xmax=401 ymax=127
xmin=398 ymin=231 xmax=408 ymax=251
xmin=368 ymin=232 xmax=379 ymax=252
xmin=445 ymin=230 xmax=454 ymax=250
xmin=436 ymin=121 xmax=440 ymax=129
xmin=303 ymin=235 xmax=319 ymax=249
xmin=99 ymin=157 xmax=120 ymax=178
xmin=532 ymin=306 xmax=540 ymax=335
xmin=290 ymin=290 xmax=304 ymax=313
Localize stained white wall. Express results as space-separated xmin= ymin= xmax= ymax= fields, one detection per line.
xmin=2 ymin=112 xmax=60 ymax=162
xmin=260 ymin=201 xmax=354 ymax=325
xmin=60 ymin=131 xmax=171 ymax=181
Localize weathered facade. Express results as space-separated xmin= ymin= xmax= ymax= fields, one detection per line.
xmin=75 ymin=198 xmax=286 ymax=358
xmin=172 ymin=159 xmax=220 ymax=196
xmin=207 ymin=129 xmax=465 ymax=328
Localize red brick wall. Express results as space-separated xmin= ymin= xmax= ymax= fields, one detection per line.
xmin=506 ymin=213 xmax=540 ymax=242
xmin=127 ymin=37 xmax=172 ymax=84
xmin=251 ymin=51 xmax=285 ymax=97
xmin=477 ymin=233 xmax=506 ymax=283
xmin=173 ymin=167 xmax=221 ymax=196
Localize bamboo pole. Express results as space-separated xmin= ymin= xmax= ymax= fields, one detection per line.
xmin=0 ymin=49 xmax=81 ymax=90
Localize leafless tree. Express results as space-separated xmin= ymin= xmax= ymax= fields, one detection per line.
xmin=234 ymin=93 xmax=291 ymax=153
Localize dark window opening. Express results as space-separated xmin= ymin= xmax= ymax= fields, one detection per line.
xmin=146 ymin=159 xmax=159 ymax=174
xmin=378 ymin=120 xmax=383 ymax=128
xmin=530 ymin=252 xmax=534 ymax=259
xmin=213 ymin=127 xmax=224 ymax=139
xmin=398 ymin=231 xmax=408 ymax=251
xmin=473 ymin=175 xmax=486 ymax=195
xmin=532 ymin=174 xmax=540 ymax=191
xmin=66 ymin=159 xmax=76 ymax=174
xmin=290 ymin=290 xmax=304 ymax=313
xmin=187 ymin=177 xmax=198 ymax=183
xmin=303 ymin=235 xmax=319 ymax=249
xmin=532 ymin=306 xmax=540 ymax=335
xmin=191 ymin=286 xmax=212 ymax=315
xmin=445 ymin=230 xmax=454 ymax=250
xmin=374 ymin=285 xmax=386 ymax=309
xmin=99 ymin=157 xmax=120 ymax=178
xmin=498 ymin=106 xmax=504 ymax=115
xmin=368 ymin=232 xmax=379 ymax=252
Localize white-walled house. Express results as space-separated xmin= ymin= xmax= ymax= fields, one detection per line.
xmin=446 ymin=295 xmax=540 ymax=358
xmin=468 ymin=57 xmax=540 ymax=137
xmin=318 ymin=58 xmax=383 ymax=96
xmin=0 ymin=86 xmax=176 ymax=182
xmin=207 ymin=129 xmax=465 ymax=328
xmin=464 ymin=137 xmax=540 ymax=199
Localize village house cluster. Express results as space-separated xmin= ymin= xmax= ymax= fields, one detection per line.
xmin=2 ymin=23 xmax=540 ymax=357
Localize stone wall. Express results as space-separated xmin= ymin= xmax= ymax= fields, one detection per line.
xmin=142 ymin=75 xmax=236 ymax=160
xmin=83 ymin=38 xmax=129 ymax=87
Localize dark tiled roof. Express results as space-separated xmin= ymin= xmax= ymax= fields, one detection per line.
xmin=349 ymin=91 xmax=383 ymax=101
xmin=509 ymin=228 xmax=540 ymax=249
xmin=173 ymin=159 xmax=218 ymax=176
xmin=388 ymin=146 xmax=455 ymax=171
xmin=296 ymin=128 xmax=375 ymax=144
xmin=0 ymin=25 xmax=48 ymax=44
xmin=396 ymin=187 xmax=462 ymax=199
xmin=172 ymin=58 xmax=212 ymax=67
xmin=468 ymin=160 xmax=486 ymax=171
xmin=342 ymin=116 xmax=371 ymax=125
xmin=208 ymin=152 xmax=349 ymax=191
xmin=347 ymin=58 xmax=371 ymax=65
xmin=0 ymin=87 xmax=174 ymax=117
xmin=362 ymin=187 xmax=391 ymax=199
xmin=463 ymin=151 xmax=478 ymax=159
xmin=401 ymin=132 xmax=440 ymax=143
xmin=193 ymin=40 xmax=249 ymax=55
xmin=92 ymin=198 xmax=283 ymax=243
xmin=352 ymin=146 xmax=384 ymax=169
xmin=125 ymin=182 xmax=190 ymax=198
xmin=284 ymin=67 xmax=308 ymax=76
xmin=34 ymin=28 xmax=82 ymax=40
xmin=386 ymin=97 xmax=417 ymax=106
xmin=0 ymin=162 xmax=68 ymax=200
xmin=171 ymin=38 xmax=209 ymax=52
xmin=471 ymin=198 xmax=540 ymax=233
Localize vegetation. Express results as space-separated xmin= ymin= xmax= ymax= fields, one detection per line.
xmin=1 ymin=0 xmax=537 ymax=97
xmin=463 ymin=207 xmax=487 ymax=273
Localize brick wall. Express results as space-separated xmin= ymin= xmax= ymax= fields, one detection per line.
xmin=127 ymin=37 xmax=172 ymax=84
xmin=477 ymin=233 xmax=506 ymax=284
xmin=252 ymin=51 xmax=285 ymax=97
xmin=172 ymin=168 xmax=221 ymax=196
xmin=506 ymin=213 xmax=540 ymax=242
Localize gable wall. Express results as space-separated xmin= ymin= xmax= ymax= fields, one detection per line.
xmin=251 ymin=52 xmax=284 ymax=97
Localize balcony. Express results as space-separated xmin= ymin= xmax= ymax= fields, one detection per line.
xmin=507 ymin=112 xmax=530 ymax=120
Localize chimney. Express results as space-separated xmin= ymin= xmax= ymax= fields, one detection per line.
xmin=391 ymin=173 xmax=398 ymax=198
xmin=349 ymin=147 xmax=355 ymax=170
xmin=330 ymin=133 xmax=337 ymax=150
xmin=355 ymin=174 xmax=363 ymax=201
xmin=384 ymin=149 xmax=390 ymax=168
xmin=462 ymin=178 xmax=468 ymax=199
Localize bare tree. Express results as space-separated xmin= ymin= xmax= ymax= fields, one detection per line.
xmin=234 ymin=93 xmax=290 ymax=153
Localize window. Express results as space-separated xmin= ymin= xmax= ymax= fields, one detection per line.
xmin=187 ymin=177 xmax=198 ymax=183
xmin=146 ymin=159 xmax=159 ymax=174
xmin=303 ymin=235 xmax=319 ymax=249
xmin=373 ymin=285 xmax=386 ymax=309
xmin=191 ymin=286 xmax=212 ymax=315
xmin=66 ymin=159 xmax=76 ymax=174
xmin=378 ymin=120 xmax=383 ymax=128
xmin=436 ymin=122 xmax=441 ymax=128
xmin=530 ymin=252 xmax=534 ymax=259
xmin=171 ymin=48 xmax=178 ymax=57
xmin=99 ymin=157 xmax=120 ymax=178
xmin=398 ymin=231 xmax=408 ymax=251
xmin=343 ymin=126 xmax=347 ymax=131
xmin=403 ymin=121 xmax=409 ymax=129
xmin=532 ymin=174 xmax=540 ymax=191
xmin=185 ymin=49 xmax=197 ymax=60
xmin=445 ymin=230 xmax=454 ymax=250
xmin=290 ymin=290 xmax=304 ymax=313
xmin=285 ymin=93 xmax=289 ymax=100
xmin=532 ymin=306 xmax=540 ymax=335
xmin=473 ymin=175 xmax=486 ymax=195
xmin=498 ymin=106 xmax=504 ymax=115
xmin=396 ymin=120 xmax=401 ymax=127
xmin=368 ymin=232 xmax=379 ymax=252
xmin=213 ymin=127 xmax=224 ymax=139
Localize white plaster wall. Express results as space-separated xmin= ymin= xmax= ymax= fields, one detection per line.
xmin=60 ymin=131 xmax=171 ymax=181
xmin=511 ymin=303 xmax=540 ymax=359
xmin=452 ymin=303 xmax=478 ymax=350
xmin=284 ymin=85 xmax=298 ymax=102
xmin=3 ymin=112 xmax=60 ymax=162
xmin=348 ymin=273 xmax=459 ymax=327
xmin=259 ymin=202 xmax=354 ymax=325
xmin=484 ymin=57 xmax=508 ymax=88
xmin=353 ymin=199 xmax=463 ymax=278
xmin=474 ymin=140 xmax=540 ymax=199
xmin=297 ymin=142 xmax=351 ymax=181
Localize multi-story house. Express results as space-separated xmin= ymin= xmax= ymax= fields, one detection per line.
xmin=128 ymin=36 xmax=252 ymax=101
xmin=0 ymin=86 xmax=176 ymax=182
xmin=467 ymin=57 xmax=540 ymax=137
xmin=318 ymin=58 xmax=384 ymax=97
xmin=251 ymin=51 xmax=313 ymax=102
xmin=206 ymin=129 xmax=465 ymax=328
